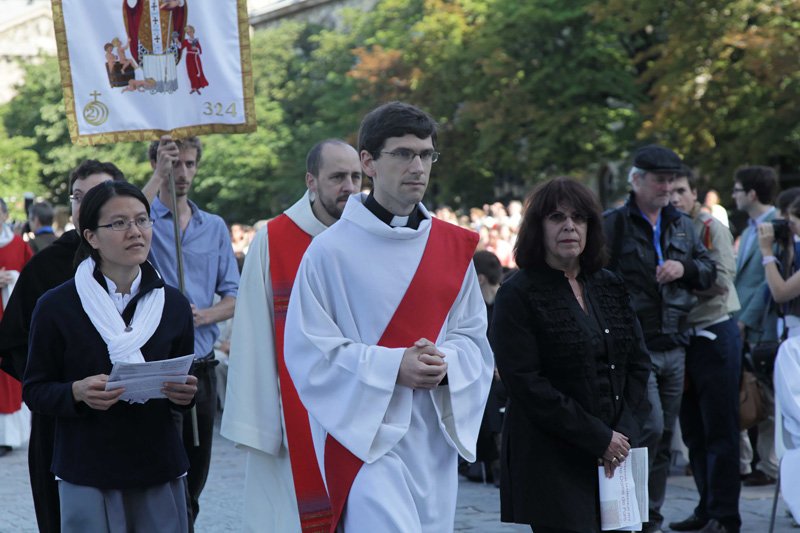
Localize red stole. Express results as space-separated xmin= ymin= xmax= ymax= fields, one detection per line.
xmin=324 ymin=218 xmax=479 ymax=532
xmin=268 ymin=214 xmax=332 ymax=532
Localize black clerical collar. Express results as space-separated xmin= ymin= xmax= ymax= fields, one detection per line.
xmin=363 ymin=192 xmax=425 ymax=230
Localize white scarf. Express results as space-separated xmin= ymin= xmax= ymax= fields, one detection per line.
xmin=75 ymin=257 xmax=165 ymax=364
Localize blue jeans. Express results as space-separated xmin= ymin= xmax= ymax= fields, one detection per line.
xmin=639 ymin=346 xmax=685 ymax=528
xmin=680 ymin=318 xmax=741 ymax=532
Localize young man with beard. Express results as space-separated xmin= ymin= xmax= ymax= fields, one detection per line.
xmin=143 ymin=136 xmax=240 ymax=525
xmin=284 ymin=102 xmax=493 ymax=532
xmin=0 ymin=160 xmax=125 ymax=533
xmin=221 ymin=139 xmax=362 ymax=532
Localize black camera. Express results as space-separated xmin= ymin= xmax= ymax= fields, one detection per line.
xmin=772 ymin=219 xmax=791 ymax=243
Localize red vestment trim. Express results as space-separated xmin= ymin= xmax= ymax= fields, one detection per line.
xmin=0 ymin=235 xmax=33 ymax=412
xmin=324 ymin=218 xmax=479 ymax=532
xmin=268 ymin=214 xmax=332 ymax=532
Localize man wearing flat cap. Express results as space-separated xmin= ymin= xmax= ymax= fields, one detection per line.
xmin=604 ymin=145 xmax=716 ymax=533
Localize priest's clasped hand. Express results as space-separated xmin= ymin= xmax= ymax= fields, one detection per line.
xmin=397 ymin=337 xmax=448 ymax=390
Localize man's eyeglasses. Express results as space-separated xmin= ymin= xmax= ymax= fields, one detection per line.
xmin=380 ymin=149 xmax=439 ymax=164
xmin=96 ymin=216 xmax=154 ymax=231
xmin=732 ymin=187 xmax=745 ymax=193
xmin=69 ymin=194 xmax=83 ymax=204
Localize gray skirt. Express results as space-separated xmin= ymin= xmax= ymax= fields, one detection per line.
xmin=58 ymin=477 xmax=189 ymax=533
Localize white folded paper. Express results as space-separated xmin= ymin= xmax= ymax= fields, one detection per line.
xmin=598 ymin=447 xmax=649 ymax=531
xmin=105 ymin=354 xmax=194 ymax=404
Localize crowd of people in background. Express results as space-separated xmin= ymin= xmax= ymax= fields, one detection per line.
xmin=0 ymin=195 xmax=733 ymax=271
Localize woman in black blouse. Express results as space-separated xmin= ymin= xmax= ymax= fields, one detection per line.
xmin=491 ymin=177 xmax=651 ymax=532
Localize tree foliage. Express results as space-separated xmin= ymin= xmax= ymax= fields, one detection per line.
xmin=593 ymin=0 xmax=800 ymax=190
xmin=2 ymin=0 xmax=798 ymax=221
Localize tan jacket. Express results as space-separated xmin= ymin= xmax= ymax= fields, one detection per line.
xmin=687 ymin=202 xmax=740 ymax=327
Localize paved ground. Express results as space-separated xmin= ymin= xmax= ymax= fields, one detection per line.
xmin=0 ymin=426 xmax=797 ymax=532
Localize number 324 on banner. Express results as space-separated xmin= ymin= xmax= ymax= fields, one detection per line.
xmin=203 ymin=102 xmax=237 ymax=117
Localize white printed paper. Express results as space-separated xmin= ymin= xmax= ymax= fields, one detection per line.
xmin=105 ymin=354 xmax=194 ymax=404
xmin=598 ymin=447 xmax=649 ymax=531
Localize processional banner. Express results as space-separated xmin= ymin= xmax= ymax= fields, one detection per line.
xmin=52 ymin=0 xmax=256 ymax=145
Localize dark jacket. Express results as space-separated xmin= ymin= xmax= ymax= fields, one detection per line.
xmin=491 ymin=266 xmax=651 ymax=531
xmin=604 ymin=193 xmax=716 ymax=350
xmin=23 ymin=261 xmax=194 ymax=489
xmin=29 ymin=231 xmax=58 ymax=254
xmin=0 ymin=230 xmax=79 ymax=380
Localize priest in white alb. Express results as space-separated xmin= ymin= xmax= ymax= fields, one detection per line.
xmin=284 ymin=102 xmax=494 ymax=532
xmin=220 ymin=139 xmax=362 ymax=532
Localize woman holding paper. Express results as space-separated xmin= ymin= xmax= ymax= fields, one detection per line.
xmin=491 ymin=177 xmax=651 ymax=532
xmin=23 ymin=181 xmax=196 ymax=533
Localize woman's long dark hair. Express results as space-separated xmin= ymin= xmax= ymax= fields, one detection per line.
xmin=514 ymin=177 xmax=606 ymax=274
xmin=75 ymin=181 xmax=150 ymax=268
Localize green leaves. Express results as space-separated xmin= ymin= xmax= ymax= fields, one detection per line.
xmin=4 ymin=0 xmax=798 ymax=221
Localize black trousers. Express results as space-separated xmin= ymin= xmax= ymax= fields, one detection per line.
xmin=181 ymin=355 xmax=217 ymax=523
xmin=679 ymin=318 xmax=742 ymax=532
xmin=29 ymin=411 xmax=60 ymax=533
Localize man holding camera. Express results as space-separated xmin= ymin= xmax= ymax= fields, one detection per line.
xmin=731 ymin=165 xmax=779 ymax=487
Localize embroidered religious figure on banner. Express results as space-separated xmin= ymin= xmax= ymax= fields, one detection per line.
xmin=52 ymin=0 xmax=255 ymax=145
xmin=122 ymin=0 xmax=186 ymax=94
xmin=182 ymin=25 xmax=209 ymax=94
xmin=105 ymin=37 xmax=139 ymax=89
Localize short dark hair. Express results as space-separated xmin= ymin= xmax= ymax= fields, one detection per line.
xmin=678 ymin=166 xmax=698 ymax=191
xmin=148 ymin=137 xmax=203 ymax=164
xmin=358 ymin=102 xmax=437 ymax=158
xmin=76 ymin=181 xmax=149 ymax=267
xmin=777 ymin=187 xmax=800 ymax=216
xmin=473 ymin=251 xmax=503 ymax=285
xmin=29 ymin=201 xmax=54 ymax=226
xmin=69 ymin=160 xmax=126 ymax=191
xmin=306 ymin=139 xmax=351 ymax=177
xmin=734 ymin=165 xmax=778 ymax=205
xmin=514 ymin=177 xmax=606 ymax=273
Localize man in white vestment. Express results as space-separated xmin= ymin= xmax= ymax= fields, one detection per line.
xmin=220 ymin=139 xmax=362 ymax=532
xmin=284 ymin=102 xmax=494 ymax=532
